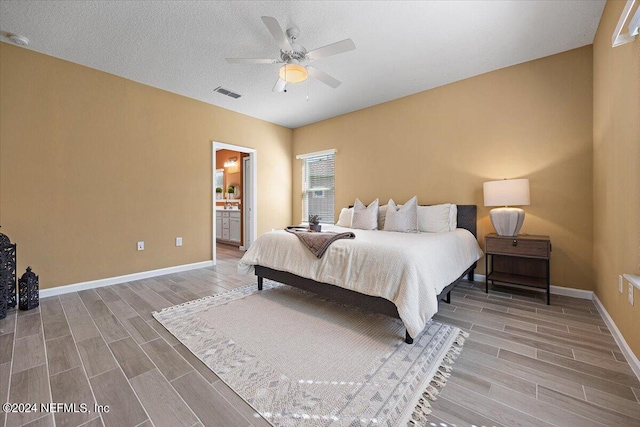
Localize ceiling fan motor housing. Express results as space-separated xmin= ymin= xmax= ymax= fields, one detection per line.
xmin=279 ymin=27 xmax=308 ymax=62
xmin=280 ymin=47 xmax=307 ymax=63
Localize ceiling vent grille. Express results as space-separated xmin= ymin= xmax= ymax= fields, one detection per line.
xmin=214 ymin=86 xmax=241 ymax=99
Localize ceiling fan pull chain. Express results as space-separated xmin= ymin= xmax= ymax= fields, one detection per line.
xmin=281 ymin=65 xmax=287 ymax=93
xmin=306 ymin=78 xmax=310 ymax=101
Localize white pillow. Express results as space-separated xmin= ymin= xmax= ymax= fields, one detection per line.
xmin=418 ymin=203 xmax=457 ymax=233
xmin=448 ymin=204 xmax=458 ymax=231
xmin=384 ymin=196 xmax=418 ymax=233
xmin=377 ymin=204 xmax=388 ymax=230
xmin=350 ymin=198 xmax=379 ymax=230
xmin=335 ymin=207 xmax=353 ymax=227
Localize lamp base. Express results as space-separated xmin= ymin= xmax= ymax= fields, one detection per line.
xmin=489 ymin=207 xmax=525 ymax=237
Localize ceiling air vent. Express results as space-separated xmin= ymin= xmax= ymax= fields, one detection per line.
xmin=214 ymin=86 xmax=241 ymax=99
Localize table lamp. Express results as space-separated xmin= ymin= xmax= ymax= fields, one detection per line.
xmin=483 ymin=178 xmax=530 ymax=236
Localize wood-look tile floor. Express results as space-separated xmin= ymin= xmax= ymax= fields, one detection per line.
xmin=0 ymin=243 xmax=638 ymax=426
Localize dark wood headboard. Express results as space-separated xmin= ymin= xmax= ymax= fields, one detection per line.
xmin=346 ymin=204 xmax=477 ymax=238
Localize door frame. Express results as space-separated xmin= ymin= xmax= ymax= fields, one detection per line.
xmin=241 ymin=155 xmax=253 ymax=251
xmin=212 ymin=141 xmax=257 ymax=265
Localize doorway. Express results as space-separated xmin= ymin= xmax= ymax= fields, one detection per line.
xmin=212 ymin=141 xmax=257 ymax=266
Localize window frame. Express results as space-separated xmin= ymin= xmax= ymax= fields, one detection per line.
xmin=297 ymin=149 xmax=336 ymax=224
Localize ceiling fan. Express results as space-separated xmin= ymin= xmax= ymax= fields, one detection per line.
xmin=226 ymin=16 xmax=356 ymax=92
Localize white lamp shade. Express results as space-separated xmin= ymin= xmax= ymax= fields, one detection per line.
xmin=483 ymin=179 xmax=530 ymax=207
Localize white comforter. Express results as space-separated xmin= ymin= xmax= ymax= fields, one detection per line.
xmin=238 ymin=225 xmax=483 ymax=338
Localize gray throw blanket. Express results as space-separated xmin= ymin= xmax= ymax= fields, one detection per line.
xmin=286 ymin=228 xmax=355 ymax=258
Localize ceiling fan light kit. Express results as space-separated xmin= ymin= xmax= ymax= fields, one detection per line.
xmin=279 ymin=63 xmax=308 ymax=83
xmin=226 ymin=16 xmax=355 ymax=93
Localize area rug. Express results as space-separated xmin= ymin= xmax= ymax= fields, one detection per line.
xmin=153 ymin=280 xmax=467 ymax=426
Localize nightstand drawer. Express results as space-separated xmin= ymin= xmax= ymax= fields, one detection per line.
xmin=485 ymin=236 xmax=550 ymax=258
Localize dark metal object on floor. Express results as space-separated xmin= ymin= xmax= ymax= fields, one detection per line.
xmin=0 ymin=229 xmax=17 ymax=318
xmin=19 ymin=266 xmax=39 ymax=311
xmin=0 ymin=273 xmax=6 ymax=319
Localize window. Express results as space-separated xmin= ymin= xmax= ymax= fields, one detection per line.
xmin=298 ymin=150 xmax=336 ymax=224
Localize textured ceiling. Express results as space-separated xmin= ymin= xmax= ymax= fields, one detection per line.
xmin=0 ymin=1 xmax=605 ymax=129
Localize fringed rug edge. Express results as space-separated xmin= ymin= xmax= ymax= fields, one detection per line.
xmin=403 ymin=329 xmax=469 ymax=426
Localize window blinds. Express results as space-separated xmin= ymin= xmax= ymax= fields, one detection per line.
xmin=301 ymin=152 xmax=335 ymax=224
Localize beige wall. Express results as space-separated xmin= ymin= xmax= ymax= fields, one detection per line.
xmin=293 ymin=46 xmax=594 ymax=290
xmin=0 ymin=43 xmax=292 ymax=289
xmin=593 ymin=1 xmax=640 ymax=356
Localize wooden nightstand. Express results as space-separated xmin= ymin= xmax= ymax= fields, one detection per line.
xmin=485 ymin=233 xmax=552 ymax=304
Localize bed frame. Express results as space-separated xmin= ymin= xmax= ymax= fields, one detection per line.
xmin=255 ymin=205 xmax=478 ymax=344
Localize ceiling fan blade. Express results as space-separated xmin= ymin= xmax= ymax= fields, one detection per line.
xmin=261 ymin=16 xmax=292 ymax=52
xmin=226 ymin=58 xmax=280 ymax=64
xmin=272 ymin=78 xmax=286 ymax=92
xmin=307 ymin=66 xmax=341 ymax=88
xmin=307 ymin=39 xmax=356 ymax=61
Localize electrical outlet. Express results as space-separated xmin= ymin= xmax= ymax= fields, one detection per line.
xmin=619 ymin=275 xmax=624 ymax=293
xmin=176 ymin=237 xmax=182 ymax=247
xmin=629 ymin=283 xmax=634 ymax=306
xmin=137 ymin=241 xmax=144 ymax=251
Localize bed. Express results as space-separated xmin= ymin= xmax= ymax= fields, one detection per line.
xmin=238 ymin=205 xmax=482 ymax=343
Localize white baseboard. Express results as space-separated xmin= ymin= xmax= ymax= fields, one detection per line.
xmin=549 ymin=285 xmax=594 ymax=300
xmin=471 ymin=274 xmax=593 ymax=300
xmin=593 ymin=294 xmax=640 ymax=380
xmin=39 ymin=260 xmax=214 ymax=298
